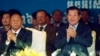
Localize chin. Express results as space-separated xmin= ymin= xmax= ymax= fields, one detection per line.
xmin=70 ymin=23 xmax=76 ymax=25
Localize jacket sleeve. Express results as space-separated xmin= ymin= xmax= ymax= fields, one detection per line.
xmin=74 ymin=27 xmax=92 ymax=47
xmin=0 ymin=32 xmax=9 ymax=54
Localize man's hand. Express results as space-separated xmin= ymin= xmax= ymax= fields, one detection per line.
xmin=67 ymin=25 xmax=77 ymax=38
xmin=7 ymin=31 xmax=11 ymax=42
xmin=7 ymin=30 xmax=16 ymax=42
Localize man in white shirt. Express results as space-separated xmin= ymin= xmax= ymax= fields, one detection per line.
xmin=36 ymin=10 xmax=57 ymax=56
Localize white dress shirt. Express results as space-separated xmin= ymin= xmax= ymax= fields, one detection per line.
xmin=39 ymin=24 xmax=47 ymax=31
xmin=11 ymin=28 xmax=21 ymax=37
xmin=5 ymin=28 xmax=21 ymax=45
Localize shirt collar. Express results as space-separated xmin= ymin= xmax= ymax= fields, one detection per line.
xmin=57 ymin=23 xmax=60 ymax=27
xmin=69 ymin=23 xmax=79 ymax=30
xmin=11 ymin=28 xmax=21 ymax=36
xmin=39 ymin=24 xmax=47 ymax=31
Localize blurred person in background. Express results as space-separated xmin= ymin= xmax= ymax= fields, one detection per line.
xmin=46 ymin=13 xmax=51 ymax=24
xmin=0 ymin=10 xmax=32 ymax=56
xmin=0 ymin=12 xmax=10 ymax=32
xmin=32 ymin=12 xmax=39 ymax=30
xmin=51 ymin=9 xmax=65 ymax=29
xmin=80 ymin=9 xmax=100 ymax=52
xmin=0 ymin=11 xmax=10 ymax=55
xmin=0 ymin=11 xmax=5 ymax=27
xmin=36 ymin=10 xmax=57 ymax=56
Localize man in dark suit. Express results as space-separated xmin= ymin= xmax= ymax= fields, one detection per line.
xmin=51 ymin=9 xmax=65 ymax=29
xmin=55 ymin=6 xmax=92 ymax=56
xmin=36 ymin=10 xmax=57 ymax=56
xmin=0 ymin=10 xmax=32 ymax=56
xmin=80 ymin=8 xmax=100 ymax=52
xmin=0 ymin=12 xmax=11 ymax=54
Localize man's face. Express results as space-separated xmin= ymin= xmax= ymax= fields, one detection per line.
xmin=53 ymin=11 xmax=62 ymax=23
xmin=67 ymin=10 xmax=81 ymax=25
xmin=81 ymin=11 xmax=89 ymax=22
xmin=10 ymin=14 xmax=22 ymax=30
xmin=2 ymin=14 xmax=10 ymax=26
xmin=36 ymin=11 xmax=47 ymax=25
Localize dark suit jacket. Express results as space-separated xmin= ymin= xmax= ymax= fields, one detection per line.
xmin=0 ymin=26 xmax=6 ymax=54
xmin=55 ymin=22 xmax=92 ymax=56
xmin=95 ymin=24 xmax=100 ymax=51
xmin=0 ymin=28 xmax=32 ymax=56
xmin=44 ymin=24 xmax=57 ymax=56
xmin=51 ymin=22 xmax=65 ymax=30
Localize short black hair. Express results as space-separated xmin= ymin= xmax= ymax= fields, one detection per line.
xmin=0 ymin=11 xmax=5 ymax=26
xmin=2 ymin=11 xmax=10 ymax=15
xmin=52 ymin=9 xmax=63 ymax=15
xmin=0 ymin=11 xmax=5 ymax=16
xmin=36 ymin=10 xmax=47 ymax=19
xmin=8 ymin=9 xmax=22 ymax=18
xmin=0 ymin=11 xmax=6 ymax=19
xmin=2 ymin=11 xmax=10 ymax=20
xmin=80 ymin=8 xmax=90 ymax=16
xmin=36 ymin=10 xmax=47 ymax=15
xmin=47 ymin=13 xmax=51 ymax=19
xmin=32 ymin=12 xmax=37 ymax=20
xmin=66 ymin=6 xmax=81 ymax=15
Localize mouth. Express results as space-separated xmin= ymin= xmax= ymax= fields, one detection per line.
xmin=70 ymin=20 xmax=75 ymax=22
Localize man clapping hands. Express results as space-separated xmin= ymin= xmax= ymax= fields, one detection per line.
xmin=0 ymin=10 xmax=32 ymax=56
xmin=66 ymin=25 xmax=77 ymax=42
xmin=7 ymin=30 xmax=16 ymax=43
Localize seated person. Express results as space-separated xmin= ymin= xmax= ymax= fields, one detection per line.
xmin=55 ymin=6 xmax=92 ymax=56
xmin=0 ymin=10 xmax=32 ymax=56
xmin=51 ymin=9 xmax=65 ymax=29
xmin=0 ymin=11 xmax=11 ymax=54
xmin=36 ymin=10 xmax=57 ymax=56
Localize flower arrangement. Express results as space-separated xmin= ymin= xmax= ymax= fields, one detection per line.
xmin=16 ymin=47 xmax=45 ymax=56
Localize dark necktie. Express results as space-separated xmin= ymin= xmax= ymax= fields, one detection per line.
xmin=14 ymin=33 xmax=16 ymax=35
xmin=14 ymin=33 xmax=17 ymax=37
xmin=40 ymin=26 xmax=43 ymax=31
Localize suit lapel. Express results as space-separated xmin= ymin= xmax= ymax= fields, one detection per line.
xmin=65 ymin=23 xmax=69 ymax=29
xmin=17 ymin=28 xmax=25 ymax=39
xmin=44 ymin=24 xmax=49 ymax=32
xmin=76 ymin=22 xmax=83 ymax=34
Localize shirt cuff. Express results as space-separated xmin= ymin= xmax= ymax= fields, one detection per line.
xmin=5 ymin=40 xmax=10 ymax=45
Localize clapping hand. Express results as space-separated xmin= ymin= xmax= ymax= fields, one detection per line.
xmin=66 ymin=25 xmax=77 ymax=38
xmin=7 ymin=30 xmax=16 ymax=42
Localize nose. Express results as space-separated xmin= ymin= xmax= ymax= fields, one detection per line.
xmin=70 ymin=16 xmax=74 ymax=19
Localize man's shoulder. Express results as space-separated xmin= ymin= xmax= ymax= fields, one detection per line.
xmin=58 ymin=23 xmax=68 ymax=29
xmin=21 ymin=28 xmax=32 ymax=34
xmin=60 ymin=22 xmax=66 ymax=26
xmin=0 ymin=26 xmax=5 ymax=33
xmin=47 ymin=24 xmax=56 ymax=29
xmin=79 ymin=22 xmax=91 ymax=29
xmin=77 ymin=22 xmax=92 ymax=32
xmin=46 ymin=24 xmax=57 ymax=32
xmin=0 ymin=26 xmax=4 ymax=29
